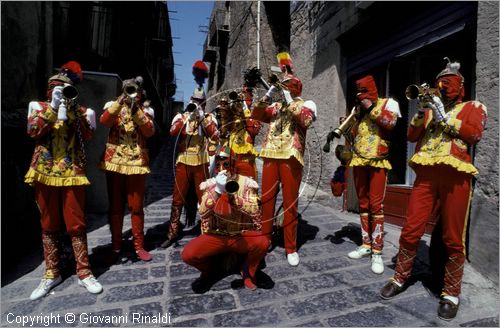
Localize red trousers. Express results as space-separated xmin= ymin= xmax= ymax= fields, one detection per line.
xmin=34 ymin=182 xmax=91 ymax=279
xmin=353 ymin=166 xmax=387 ymax=252
xmin=181 ymin=231 xmax=268 ymax=279
xmin=106 ymin=172 xmax=147 ymax=252
xmin=395 ymin=165 xmax=472 ymax=296
xmin=261 ymin=158 xmax=303 ymax=254
xmin=172 ymin=163 xmax=209 ymax=207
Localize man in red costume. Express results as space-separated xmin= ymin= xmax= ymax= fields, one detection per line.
xmin=99 ymin=76 xmax=155 ymax=262
xmin=25 ymin=61 xmax=103 ymax=300
xmin=346 ymin=75 xmax=401 ymax=274
xmin=216 ymin=88 xmax=261 ymax=179
xmin=161 ymin=85 xmax=219 ymax=248
xmin=181 ymin=147 xmax=268 ymax=292
xmin=251 ymin=52 xmax=317 ymax=266
xmin=380 ymin=58 xmax=487 ymax=321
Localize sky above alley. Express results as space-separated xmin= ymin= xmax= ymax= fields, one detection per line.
xmin=167 ymin=1 xmax=214 ymax=103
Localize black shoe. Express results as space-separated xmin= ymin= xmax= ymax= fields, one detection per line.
xmin=380 ymin=280 xmax=403 ymax=300
xmin=437 ymin=298 xmax=459 ymax=321
xmin=191 ymin=275 xmax=216 ymax=294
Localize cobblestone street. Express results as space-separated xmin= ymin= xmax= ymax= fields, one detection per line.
xmin=1 ymin=141 xmax=498 ymax=327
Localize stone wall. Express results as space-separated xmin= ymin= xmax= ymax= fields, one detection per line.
xmin=1 ymin=2 xmax=55 ymax=274
xmin=469 ymin=1 xmax=499 ymax=285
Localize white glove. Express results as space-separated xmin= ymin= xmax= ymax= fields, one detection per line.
xmin=86 ymin=108 xmax=96 ymax=129
xmin=283 ymin=90 xmax=293 ymax=105
xmin=50 ymin=86 xmax=63 ymax=110
xmin=428 ymin=96 xmax=446 ymax=122
xmin=57 ymin=99 xmax=68 ymax=121
xmin=215 ymin=171 xmax=228 ymax=194
xmin=265 ymin=85 xmax=279 ymax=98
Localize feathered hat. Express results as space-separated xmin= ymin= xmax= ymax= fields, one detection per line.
xmin=277 ymin=52 xmax=294 ymax=74
xmin=436 ymin=57 xmax=464 ymax=82
xmin=192 ymin=60 xmax=209 ymax=87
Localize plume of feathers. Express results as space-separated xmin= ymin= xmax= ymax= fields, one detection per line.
xmin=192 ymin=60 xmax=209 ymax=87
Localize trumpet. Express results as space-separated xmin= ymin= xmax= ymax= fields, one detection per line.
xmin=228 ymin=90 xmax=241 ymax=103
xmin=225 ymin=177 xmax=240 ymax=195
xmin=323 ymin=107 xmax=357 ymax=153
xmin=62 ymin=85 xmax=78 ymax=103
xmin=123 ymin=82 xmax=139 ymax=99
xmin=405 ymin=83 xmax=441 ymax=101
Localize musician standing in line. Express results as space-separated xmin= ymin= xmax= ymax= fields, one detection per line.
xmin=99 ymin=76 xmax=155 ymax=262
xmin=161 ymin=61 xmax=219 ymax=248
xmin=346 ymin=75 xmax=401 ymax=274
xmin=251 ymin=52 xmax=317 ymax=266
xmin=25 ymin=61 xmax=103 ymax=299
xmin=380 ymin=59 xmax=487 ymax=321
xmin=217 ymin=88 xmax=261 ymax=179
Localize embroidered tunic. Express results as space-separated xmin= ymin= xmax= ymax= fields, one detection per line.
xmin=252 ymin=99 xmax=316 ymax=166
xmin=350 ymin=98 xmax=399 ymax=169
xmin=170 ymin=112 xmax=219 ymax=166
xmin=198 ymin=175 xmax=261 ymax=236
xmin=408 ymin=101 xmax=487 ymax=176
xmin=99 ymin=101 xmax=155 ymax=175
xmin=25 ymin=102 xmax=94 ymax=186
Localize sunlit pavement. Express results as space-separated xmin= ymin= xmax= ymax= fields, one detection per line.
xmin=2 ymin=141 xmax=498 ymax=327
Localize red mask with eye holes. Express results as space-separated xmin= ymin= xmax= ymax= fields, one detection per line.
xmin=355 ymin=75 xmax=378 ymax=103
xmin=436 ymin=75 xmax=464 ymax=103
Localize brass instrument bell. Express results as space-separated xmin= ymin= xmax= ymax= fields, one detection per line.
xmin=123 ymin=82 xmax=139 ymax=98
xmin=225 ymin=178 xmax=240 ymax=195
xmin=405 ymin=83 xmax=441 ymax=101
xmin=332 ymin=107 xmax=357 ymax=139
xmin=62 ymin=85 xmax=78 ymax=102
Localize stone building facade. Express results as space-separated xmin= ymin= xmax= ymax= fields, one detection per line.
xmin=202 ymin=1 xmax=499 ymax=284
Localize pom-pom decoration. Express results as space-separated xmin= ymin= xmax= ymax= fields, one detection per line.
xmin=277 ymin=52 xmax=293 ymax=74
xmin=192 ymin=60 xmax=209 ymax=87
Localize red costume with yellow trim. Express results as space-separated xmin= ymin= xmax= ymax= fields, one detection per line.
xmin=181 ymin=159 xmax=268 ymax=291
xmin=347 ymin=75 xmax=400 ymax=273
xmin=99 ymin=76 xmax=155 ymax=261
xmin=162 ymin=75 xmax=220 ymax=248
xmin=381 ymin=59 xmax=487 ymax=319
xmin=217 ymin=90 xmax=261 ymax=179
xmin=25 ymin=62 xmax=102 ymax=298
xmin=251 ymin=52 xmax=316 ymax=265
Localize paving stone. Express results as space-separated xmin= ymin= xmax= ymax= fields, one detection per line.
xmin=299 ymin=272 xmax=343 ymax=292
xmin=168 ymin=292 xmax=236 ymax=317
xmin=169 ymin=278 xmax=196 ymax=297
xmin=326 ymin=306 xmax=409 ymax=327
xmin=170 ymin=263 xmax=199 ymax=278
xmin=1 ymin=298 xmax=42 ymax=318
xmin=171 ymin=317 xmax=210 ymax=327
xmin=129 ymin=301 xmax=163 ymax=319
xmin=261 ymin=262 xmax=312 ymax=280
xmin=97 ymin=268 xmax=148 ymax=285
xmin=461 ymin=316 xmax=500 ymax=327
xmin=237 ymin=279 xmax=301 ymax=306
xmin=82 ymin=308 xmax=124 ymax=327
xmin=283 ymin=290 xmax=352 ymax=319
xmin=301 ymin=255 xmax=352 ymax=272
xmin=102 ymin=282 xmax=163 ymax=303
xmin=150 ymin=266 xmax=167 ymax=278
xmin=1 ymin=280 xmax=39 ymax=301
xmin=212 ymin=305 xmax=281 ymax=327
xmin=293 ymin=319 xmax=324 ymax=327
xmin=42 ymin=292 xmax=98 ymax=312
